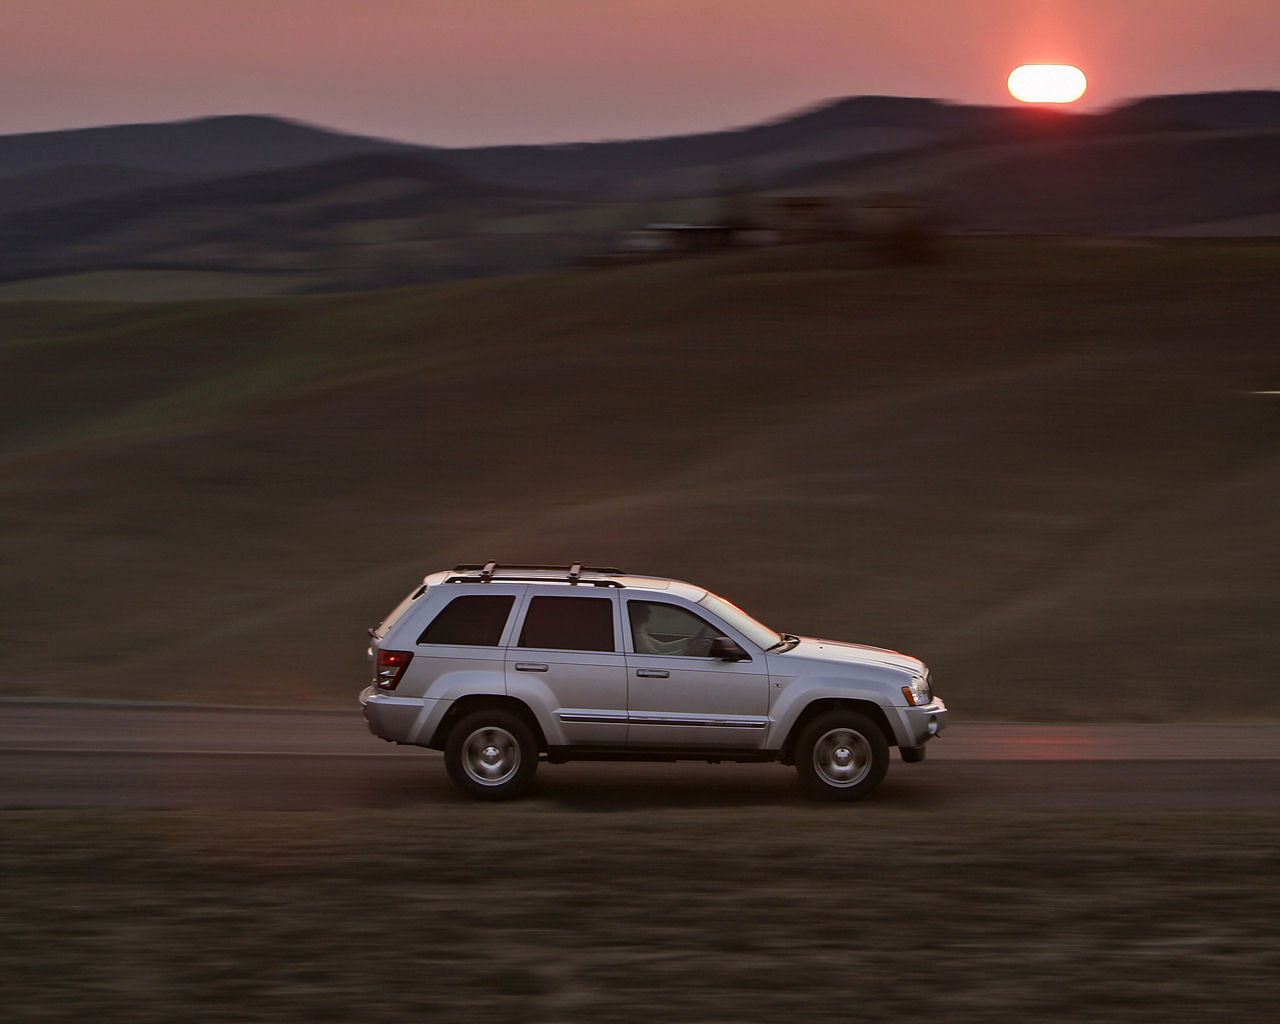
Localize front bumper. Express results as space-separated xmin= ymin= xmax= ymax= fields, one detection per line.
xmin=891 ymin=697 xmax=948 ymax=749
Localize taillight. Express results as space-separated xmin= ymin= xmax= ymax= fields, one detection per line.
xmin=375 ymin=649 xmax=413 ymax=690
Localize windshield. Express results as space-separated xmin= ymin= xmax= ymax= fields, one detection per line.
xmin=697 ymin=592 xmax=782 ymax=651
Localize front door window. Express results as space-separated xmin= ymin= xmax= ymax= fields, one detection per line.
xmin=628 ymin=601 xmax=723 ymax=658
xmin=625 ymin=598 xmax=769 ymax=749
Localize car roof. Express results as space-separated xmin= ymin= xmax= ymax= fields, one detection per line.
xmin=422 ymin=564 xmax=706 ymax=601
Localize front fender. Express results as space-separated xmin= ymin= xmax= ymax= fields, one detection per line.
xmin=768 ymin=678 xmax=900 ymax=747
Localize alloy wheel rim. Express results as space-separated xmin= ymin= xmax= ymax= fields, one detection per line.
xmin=813 ymin=728 xmax=872 ymax=787
xmin=462 ymin=727 xmax=520 ymax=786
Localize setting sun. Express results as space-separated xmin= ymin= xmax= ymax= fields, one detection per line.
xmin=1007 ymin=64 xmax=1087 ymax=104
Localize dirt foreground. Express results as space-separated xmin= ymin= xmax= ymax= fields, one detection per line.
xmin=3 ymin=807 xmax=1277 ymax=1023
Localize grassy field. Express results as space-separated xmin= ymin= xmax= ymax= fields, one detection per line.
xmin=1 ymin=238 xmax=1277 ymax=718
xmin=0 ymin=269 xmax=315 ymax=302
xmin=2 ymin=807 xmax=1277 ymax=1023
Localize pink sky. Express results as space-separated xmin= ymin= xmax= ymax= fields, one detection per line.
xmin=3 ymin=0 xmax=1277 ymax=146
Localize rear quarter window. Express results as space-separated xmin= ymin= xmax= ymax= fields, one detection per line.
xmin=417 ymin=594 xmax=515 ymax=647
xmin=374 ymin=583 xmax=427 ymax=638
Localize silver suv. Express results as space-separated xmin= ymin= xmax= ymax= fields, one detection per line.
xmin=360 ymin=563 xmax=947 ymax=800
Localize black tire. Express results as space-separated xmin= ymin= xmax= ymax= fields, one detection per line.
xmin=794 ymin=710 xmax=889 ymax=801
xmin=444 ymin=709 xmax=539 ymax=800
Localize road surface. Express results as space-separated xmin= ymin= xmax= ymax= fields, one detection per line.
xmin=2 ymin=701 xmax=1278 ymax=810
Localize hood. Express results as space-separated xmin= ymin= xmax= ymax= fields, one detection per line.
xmin=787 ymin=637 xmax=925 ymax=677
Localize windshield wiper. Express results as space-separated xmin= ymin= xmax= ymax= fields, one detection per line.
xmin=765 ymin=633 xmax=800 ymax=653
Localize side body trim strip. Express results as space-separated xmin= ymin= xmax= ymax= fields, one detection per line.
xmin=556 ymin=710 xmax=770 ymax=729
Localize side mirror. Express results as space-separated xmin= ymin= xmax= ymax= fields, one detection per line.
xmin=709 ymin=636 xmax=749 ymax=661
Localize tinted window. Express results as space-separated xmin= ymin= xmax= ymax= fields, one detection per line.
xmin=629 ymin=601 xmax=725 ymax=657
xmin=518 ymin=596 xmax=615 ymax=652
xmin=417 ymin=595 xmax=514 ymax=646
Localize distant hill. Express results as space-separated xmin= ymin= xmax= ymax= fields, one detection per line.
xmin=417 ymin=91 xmax=1280 ymax=199
xmin=0 ymin=164 xmax=196 ymax=217
xmin=1 ymin=151 xmax=537 ymax=240
xmin=933 ymin=128 xmax=1280 ymax=234
xmin=5 ymin=92 xmax=1277 ymax=194
xmin=0 ymin=91 xmax=1276 ymax=295
xmin=0 ymin=151 xmax=582 ymax=291
xmin=0 ymin=99 xmax=998 ymax=206
xmin=782 ymin=97 xmax=1280 ymax=235
xmin=1094 ymin=90 xmax=1280 ymax=132
xmin=424 ymin=96 xmax=1014 ymax=199
xmin=0 ymin=114 xmax=421 ymax=178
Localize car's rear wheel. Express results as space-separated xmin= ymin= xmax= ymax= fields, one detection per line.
xmin=444 ymin=709 xmax=538 ymax=800
xmin=795 ymin=710 xmax=889 ymax=801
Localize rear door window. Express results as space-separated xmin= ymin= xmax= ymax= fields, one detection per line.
xmin=517 ymin=596 xmax=616 ymax=652
xmin=417 ymin=595 xmax=515 ymax=647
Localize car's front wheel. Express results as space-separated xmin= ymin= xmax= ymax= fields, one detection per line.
xmin=794 ymin=710 xmax=889 ymax=801
xmin=444 ymin=709 xmax=539 ymax=800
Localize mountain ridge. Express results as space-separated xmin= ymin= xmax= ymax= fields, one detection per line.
xmin=6 ymin=91 xmax=1277 ymax=179
xmin=0 ymin=113 xmax=422 ymax=177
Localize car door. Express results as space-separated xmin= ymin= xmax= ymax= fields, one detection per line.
xmin=505 ymin=590 xmax=628 ymax=746
xmin=624 ymin=596 xmax=770 ymax=749
xmin=408 ymin=585 xmax=526 ymax=696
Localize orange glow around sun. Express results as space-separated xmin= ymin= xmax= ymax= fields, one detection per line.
xmin=1007 ymin=64 xmax=1087 ymax=103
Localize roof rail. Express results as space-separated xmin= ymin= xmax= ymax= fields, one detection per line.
xmin=448 ymin=562 xmax=628 ymax=588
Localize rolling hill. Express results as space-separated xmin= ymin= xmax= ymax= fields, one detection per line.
xmin=0 ymin=164 xmax=194 ymax=217
xmin=0 ymin=151 xmax=583 ymax=291
xmin=2 ymin=239 xmax=1277 ymax=719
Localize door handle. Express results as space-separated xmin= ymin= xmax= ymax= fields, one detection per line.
xmin=515 ymin=662 xmax=549 ymax=672
xmin=636 ymin=668 xmax=670 ymax=678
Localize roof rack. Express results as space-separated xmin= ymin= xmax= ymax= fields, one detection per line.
xmin=447 ymin=562 xmax=628 ymax=588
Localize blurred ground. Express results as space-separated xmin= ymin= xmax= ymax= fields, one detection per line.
xmin=2 ymin=807 xmax=1276 ymax=1023
xmin=2 ymin=239 xmax=1277 ymax=719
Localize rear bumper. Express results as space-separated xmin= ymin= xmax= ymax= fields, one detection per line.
xmin=360 ymin=686 xmax=443 ymax=746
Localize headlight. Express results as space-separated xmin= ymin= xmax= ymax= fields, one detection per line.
xmin=902 ymin=674 xmax=932 ymax=707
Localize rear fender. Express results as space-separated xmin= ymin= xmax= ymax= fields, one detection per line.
xmin=428 ymin=694 xmax=548 ymax=752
